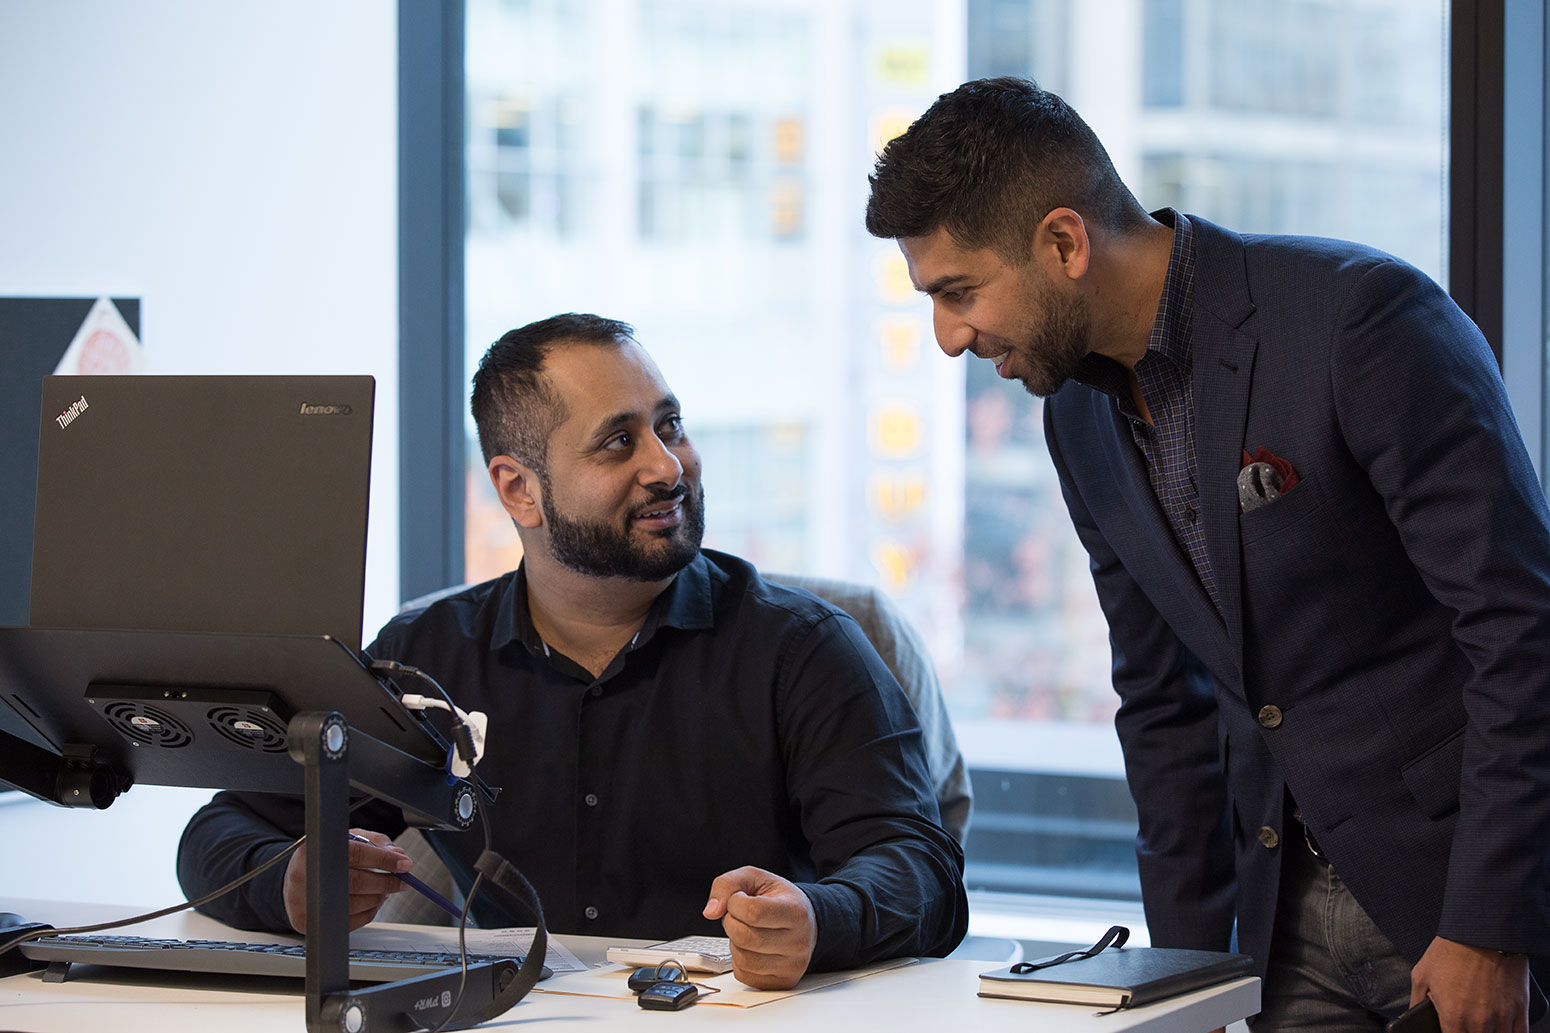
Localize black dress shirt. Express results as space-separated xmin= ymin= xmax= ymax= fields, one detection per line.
xmin=177 ymin=550 xmax=968 ymax=971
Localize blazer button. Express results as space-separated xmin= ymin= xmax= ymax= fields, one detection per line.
xmin=1258 ymin=826 xmax=1280 ymax=849
xmin=1257 ymin=705 xmax=1284 ymax=729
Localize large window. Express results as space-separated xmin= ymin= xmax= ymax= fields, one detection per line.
xmin=453 ymin=0 xmax=1450 ymax=907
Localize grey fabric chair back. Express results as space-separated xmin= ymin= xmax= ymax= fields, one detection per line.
xmin=763 ymin=572 xmax=972 ymax=846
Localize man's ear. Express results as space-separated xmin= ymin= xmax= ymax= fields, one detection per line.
xmin=489 ymin=455 xmax=544 ymax=529
xmin=1036 ymin=207 xmax=1091 ymax=282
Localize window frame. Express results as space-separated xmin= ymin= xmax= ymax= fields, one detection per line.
xmin=398 ymin=0 xmax=469 ymax=601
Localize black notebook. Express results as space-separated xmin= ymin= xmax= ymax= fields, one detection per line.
xmin=978 ymin=945 xmax=1255 ymax=1008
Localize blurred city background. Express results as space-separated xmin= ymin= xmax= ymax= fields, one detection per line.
xmin=459 ymin=0 xmax=1447 ymax=905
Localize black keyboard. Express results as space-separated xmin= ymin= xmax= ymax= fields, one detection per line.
xmin=20 ymin=933 xmax=551 ymax=983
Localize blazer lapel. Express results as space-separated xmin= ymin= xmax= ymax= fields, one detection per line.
xmin=1194 ymin=322 xmax=1256 ymax=670
xmin=1091 ymin=397 xmax=1237 ymax=681
xmin=1190 ymin=217 xmax=1261 ymax=685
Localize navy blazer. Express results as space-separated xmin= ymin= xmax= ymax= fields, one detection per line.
xmin=1043 ymin=215 xmax=1550 ymax=980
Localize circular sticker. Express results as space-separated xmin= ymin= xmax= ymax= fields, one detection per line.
xmin=79 ymin=329 xmax=131 ymax=374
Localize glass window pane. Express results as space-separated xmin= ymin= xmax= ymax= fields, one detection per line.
xmin=464 ymin=0 xmax=1449 ymax=905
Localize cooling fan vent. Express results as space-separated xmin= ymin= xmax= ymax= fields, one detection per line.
xmin=207 ymin=705 xmax=289 ymax=753
xmin=101 ymin=700 xmax=194 ymax=749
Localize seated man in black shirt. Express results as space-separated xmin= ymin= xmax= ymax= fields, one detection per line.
xmin=177 ymin=312 xmax=968 ymax=989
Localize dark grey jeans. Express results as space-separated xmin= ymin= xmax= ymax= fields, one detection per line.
xmin=1253 ymin=832 xmax=1413 ymax=1030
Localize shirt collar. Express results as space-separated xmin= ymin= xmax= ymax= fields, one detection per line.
xmin=1072 ymin=207 xmax=1196 ymax=399
xmin=1145 ymin=208 xmax=1196 ymax=372
xmin=490 ymin=551 xmax=719 ymax=655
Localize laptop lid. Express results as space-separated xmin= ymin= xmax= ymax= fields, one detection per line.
xmin=28 ymin=375 xmax=374 ymax=651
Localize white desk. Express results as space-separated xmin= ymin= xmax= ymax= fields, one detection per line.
xmin=0 ymin=898 xmax=1258 ymax=1033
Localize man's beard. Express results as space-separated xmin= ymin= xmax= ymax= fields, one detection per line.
xmin=541 ymin=477 xmax=706 ymax=581
xmin=1013 ymin=276 xmax=1092 ymax=398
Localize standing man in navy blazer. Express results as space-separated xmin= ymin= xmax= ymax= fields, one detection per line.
xmin=866 ymin=77 xmax=1550 ymax=1031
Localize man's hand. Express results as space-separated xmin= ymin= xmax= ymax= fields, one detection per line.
xmin=1411 ymin=936 xmax=1530 ymax=1033
xmin=281 ymin=828 xmax=411 ymax=934
xmin=702 ymin=866 xmax=817 ymax=990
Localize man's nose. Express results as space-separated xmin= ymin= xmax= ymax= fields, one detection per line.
xmin=639 ymin=432 xmax=684 ymax=486
xmin=934 ymin=306 xmax=975 ymax=358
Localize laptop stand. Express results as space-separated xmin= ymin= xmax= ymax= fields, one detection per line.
xmin=0 ymin=626 xmax=523 ymax=1033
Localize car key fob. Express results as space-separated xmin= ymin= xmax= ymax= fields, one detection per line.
xmin=629 ymin=964 xmax=684 ymax=992
xmin=638 ymin=980 xmax=700 ymax=1010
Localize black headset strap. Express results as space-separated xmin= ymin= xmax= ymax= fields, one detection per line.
xmin=466 ymin=849 xmax=549 ymax=1025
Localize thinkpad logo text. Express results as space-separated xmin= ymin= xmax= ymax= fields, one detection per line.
xmin=55 ymin=395 xmax=89 ymax=428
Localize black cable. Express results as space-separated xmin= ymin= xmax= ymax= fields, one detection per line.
xmin=370 ymin=660 xmax=479 ymax=770
xmin=451 ymin=723 xmax=479 ymax=769
xmin=0 ymin=835 xmax=303 ymax=958
xmin=369 ymin=659 xmax=458 ymax=712
xmin=0 ymin=794 xmax=379 ymax=959
xmin=366 ymin=659 xmax=496 ymax=1030
xmin=426 ymin=786 xmax=494 ymax=1033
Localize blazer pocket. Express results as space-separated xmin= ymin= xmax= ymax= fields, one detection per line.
xmin=1399 ymin=726 xmax=1464 ymax=820
xmin=1239 ymin=473 xmax=1327 ymax=545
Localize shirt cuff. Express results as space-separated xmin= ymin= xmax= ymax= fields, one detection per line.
xmin=799 ymin=880 xmax=864 ymax=972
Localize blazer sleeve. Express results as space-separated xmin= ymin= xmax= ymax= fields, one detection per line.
xmin=1044 ymin=402 xmax=1237 ymax=953
xmin=1328 ymin=259 xmax=1550 ymax=953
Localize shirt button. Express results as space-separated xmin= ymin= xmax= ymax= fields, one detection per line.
xmin=589 ymin=686 xmax=603 ymax=698
xmin=584 ymin=906 xmax=599 ymax=920
xmin=1258 ymin=826 xmax=1280 ymax=849
xmin=1185 ymin=507 xmax=1198 ymax=524
xmin=1257 ymin=705 xmax=1284 ymax=729
xmin=584 ymin=793 xmax=599 ymax=807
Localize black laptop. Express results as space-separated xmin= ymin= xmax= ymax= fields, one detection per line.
xmin=28 ymin=375 xmax=375 ymax=651
xmin=0 ymin=375 xmax=459 ymax=795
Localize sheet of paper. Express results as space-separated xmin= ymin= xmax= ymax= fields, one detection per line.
xmin=53 ymin=296 xmax=146 ymax=375
xmin=535 ymin=955 xmax=916 ymax=1007
xmin=349 ymin=923 xmax=587 ymax=973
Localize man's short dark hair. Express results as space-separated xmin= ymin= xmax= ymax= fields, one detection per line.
xmin=865 ymin=77 xmax=1148 ymax=261
xmin=471 ymin=313 xmax=636 ymax=470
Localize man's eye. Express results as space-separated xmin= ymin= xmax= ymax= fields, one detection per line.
xmin=659 ymin=415 xmax=684 ymax=437
xmin=604 ymin=432 xmax=631 ymax=450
